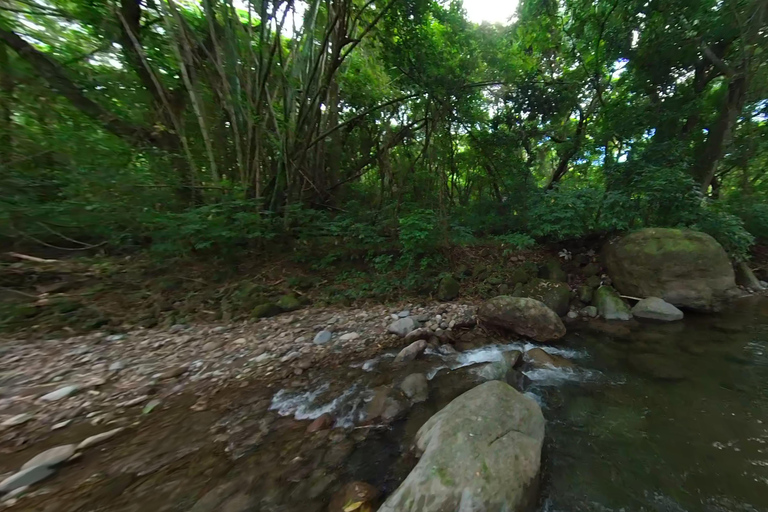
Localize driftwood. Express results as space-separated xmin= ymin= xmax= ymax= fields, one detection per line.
xmin=6 ymin=252 xmax=59 ymax=263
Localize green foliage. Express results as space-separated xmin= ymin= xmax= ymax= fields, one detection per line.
xmin=493 ymin=233 xmax=536 ymax=250
xmin=398 ymin=209 xmax=441 ymax=262
xmin=692 ymin=207 xmax=755 ymax=262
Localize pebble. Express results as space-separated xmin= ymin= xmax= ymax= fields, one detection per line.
xmin=1 ymin=413 xmax=33 ymax=427
xmin=40 ymin=385 xmax=80 ymax=402
xmin=109 ymin=361 xmax=125 ymax=371
xmin=339 ymin=332 xmax=360 ymax=341
xmin=77 ymin=427 xmax=125 ymax=450
xmin=0 ymin=466 xmax=55 ymax=493
xmin=105 ymin=334 xmax=126 ymax=342
xmin=397 ymin=310 xmax=410 ymax=318
xmin=51 ymin=420 xmax=72 ymax=430
xmin=160 ymin=365 xmax=188 ymax=379
xmin=202 ymin=341 xmax=221 ymax=351
xmin=22 ymin=444 xmax=77 ymax=470
xmin=313 ymin=330 xmax=333 ymax=345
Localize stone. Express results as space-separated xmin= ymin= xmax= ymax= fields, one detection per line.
xmin=108 ymin=361 xmax=125 ymax=371
xmin=307 ymin=413 xmax=334 ymax=433
xmin=438 ymin=344 xmax=457 ymax=355
xmin=339 ymin=332 xmax=360 ymax=341
xmin=397 ymin=310 xmax=410 ymax=318
xmin=436 ymin=275 xmax=460 ymax=301
xmin=378 ymin=381 xmax=544 ymax=512
xmin=365 ymin=386 xmax=408 ymax=423
xmin=202 ymin=341 xmax=221 ymax=351
xmin=276 ymin=294 xmax=302 ymax=312
xmin=160 ymin=365 xmax=188 ymax=379
xmin=586 ymin=275 xmax=602 ymax=288
xmin=581 ymin=306 xmax=598 ymax=318
xmin=252 ymin=303 xmax=282 ymax=319
xmin=577 ymin=285 xmax=594 ymax=304
xmin=631 ymin=297 xmax=684 ymax=322
xmin=604 ymin=228 xmax=738 ymax=312
xmin=22 ymin=445 xmax=76 ymax=470
xmin=520 ymin=279 xmax=571 ymax=316
xmin=503 ymin=350 xmax=523 ymax=368
xmin=394 ymin=340 xmax=428 ymax=364
xmin=538 ymin=259 xmax=567 ymax=282
xmin=509 ymin=266 xmax=531 ymax=286
xmin=105 ymin=334 xmax=126 ymax=342
xmin=478 ymin=296 xmax=566 ymax=342
xmin=593 ymin=286 xmax=633 ymax=321
xmin=313 ymin=330 xmax=333 ymax=345
xmin=1 ymin=413 xmax=33 ymax=427
xmin=403 ymin=327 xmax=432 ymax=344
xmin=387 ymin=317 xmax=418 ymax=337
xmin=328 ymin=482 xmax=380 ymax=512
xmin=77 ymin=427 xmax=125 ymax=450
xmin=525 ymin=348 xmax=575 ymax=368
xmin=566 ymin=310 xmax=579 ymax=319
xmin=40 ymin=385 xmax=79 ymax=402
xmin=0 ymin=466 xmax=55 ymax=493
xmin=400 ymin=373 xmax=429 ymax=403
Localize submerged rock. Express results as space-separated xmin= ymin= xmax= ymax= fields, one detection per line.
xmin=400 ymin=373 xmax=429 ymax=403
xmin=478 ymin=296 xmax=566 ymax=342
xmin=631 ymin=297 xmax=684 ymax=322
xmin=525 ymin=348 xmax=575 ymax=369
xmin=593 ymin=286 xmax=633 ymax=321
xmin=394 ymin=339 xmax=427 ymax=364
xmin=378 ymin=381 xmax=545 ymax=512
xmin=329 ymin=482 xmax=380 ymax=512
xmin=365 ymin=386 xmax=408 ymax=423
xmin=628 ymin=353 xmax=687 ymax=381
xmin=604 ymin=228 xmax=738 ymax=312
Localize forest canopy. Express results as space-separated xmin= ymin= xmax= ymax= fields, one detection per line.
xmin=1 ymin=0 xmax=767 ymax=262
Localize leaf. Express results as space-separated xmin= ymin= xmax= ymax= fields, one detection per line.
xmin=343 ymin=501 xmax=364 ymax=512
xmin=142 ymin=399 xmax=161 ymax=414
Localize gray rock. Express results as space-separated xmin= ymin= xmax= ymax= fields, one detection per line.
xmin=525 ymin=348 xmax=575 ymax=369
xmin=77 ymin=427 xmax=125 ymax=450
xmin=378 ymin=381 xmax=544 ymax=512
xmin=397 ymin=310 xmax=410 ymax=318
xmin=567 ymin=311 xmax=579 ymax=319
xmin=339 ymin=332 xmax=360 ymax=341
xmin=108 ymin=361 xmax=125 ymax=371
xmin=365 ymin=386 xmax=408 ymax=423
xmin=105 ymin=334 xmax=126 ymax=342
xmin=631 ymin=297 xmax=684 ymax=322
xmin=438 ymin=344 xmax=458 ymax=356
xmin=400 ymin=373 xmax=429 ymax=403
xmin=202 ymin=341 xmax=221 ymax=351
xmin=0 ymin=466 xmax=55 ymax=493
xmin=404 ymin=327 xmax=432 ymax=344
xmin=22 ymin=445 xmax=76 ymax=470
xmin=313 ymin=330 xmax=333 ymax=345
xmin=1 ymin=413 xmax=33 ymax=427
xmin=593 ymin=286 xmax=633 ymax=321
xmin=387 ymin=317 xmax=418 ymax=338
xmin=477 ymin=296 xmax=566 ymax=342
xmin=40 ymin=385 xmax=79 ymax=402
xmin=394 ymin=340 xmax=428 ymax=364
xmin=503 ymin=350 xmax=523 ymax=368
xmin=581 ymin=306 xmax=598 ymax=318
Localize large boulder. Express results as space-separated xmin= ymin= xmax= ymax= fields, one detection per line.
xmin=378 ymin=381 xmax=545 ymax=512
xmin=478 ymin=296 xmax=566 ymax=342
xmin=437 ymin=275 xmax=460 ymax=301
xmin=520 ymin=279 xmax=571 ymax=317
xmin=593 ymin=286 xmax=633 ymax=321
xmin=604 ymin=228 xmax=738 ymax=311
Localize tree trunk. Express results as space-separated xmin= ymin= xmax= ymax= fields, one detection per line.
xmin=692 ymin=74 xmax=747 ymax=194
xmin=0 ymin=42 xmax=14 ymax=164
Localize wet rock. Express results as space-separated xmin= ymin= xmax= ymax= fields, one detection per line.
xmin=365 ymin=386 xmax=408 ymax=423
xmin=604 ymin=228 xmax=738 ymax=312
xmin=628 ymin=353 xmax=687 ymax=381
xmin=0 ymin=466 xmax=55 ymax=493
xmin=307 ymin=413 xmax=334 ymax=433
xmin=387 ymin=317 xmax=419 ymax=337
xmin=631 ymin=297 xmax=684 ymax=322
xmin=593 ymin=286 xmax=633 ymax=321
xmin=580 ymin=306 xmax=598 ymax=318
xmin=478 ymin=296 xmax=566 ymax=342
xmin=40 ymin=385 xmax=79 ymax=402
xmin=379 ymin=381 xmax=544 ymax=512
xmin=503 ymin=350 xmax=523 ymax=368
xmin=438 ymin=344 xmax=458 ymax=355
xmin=328 ymin=481 xmax=380 ymax=512
xmin=1 ymin=413 xmax=33 ymax=428
xmin=437 ymin=275 xmax=460 ymax=301
xmin=77 ymin=427 xmax=125 ymax=450
xmin=525 ymin=348 xmax=575 ymax=369
xmin=394 ymin=340 xmax=427 ymax=364
xmin=313 ymin=330 xmax=333 ymax=345
xmin=400 ymin=373 xmax=429 ymax=403
xmin=22 ymin=444 xmax=76 ymax=470
xmin=323 ymin=439 xmax=355 ymax=468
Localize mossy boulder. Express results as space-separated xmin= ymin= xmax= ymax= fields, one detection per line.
xmin=577 ymin=285 xmax=594 ymax=304
xmin=604 ymin=228 xmax=738 ymax=311
xmin=538 ymin=259 xmax=567 ymax=283
xmin=276 ymin=294 xmax=302 ymax=312
xmin=592 ymin=285 xmax=632 ymax=321
xmin=437 ymin=275 xmax=460 ymax=301
xmin=509 ymin=266 xmax=531 ymax=286
xmin=252 ymin=303 xmax=282 ymax=319
xmin=478 ymin=295 xmax=566 ymax=342
xmin=586 ymin=275 xmax=602 ymax=288
xmin=520 ymin=278 xmax=571 ymax=317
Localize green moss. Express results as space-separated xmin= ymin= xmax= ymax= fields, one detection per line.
xmin=252 ymin=302 xmax=282 ymax=318
xmin=276 ymin=294 xmax=302 ymax=312
xmin=431 ymin=465 xmax=454 ymax=487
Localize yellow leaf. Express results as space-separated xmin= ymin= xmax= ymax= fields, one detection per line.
xmin=343 ymin=501 xmax=364 ymax=512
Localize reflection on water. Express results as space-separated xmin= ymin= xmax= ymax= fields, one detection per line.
xmin=541 ymin=296 xmax=768 ymax=512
